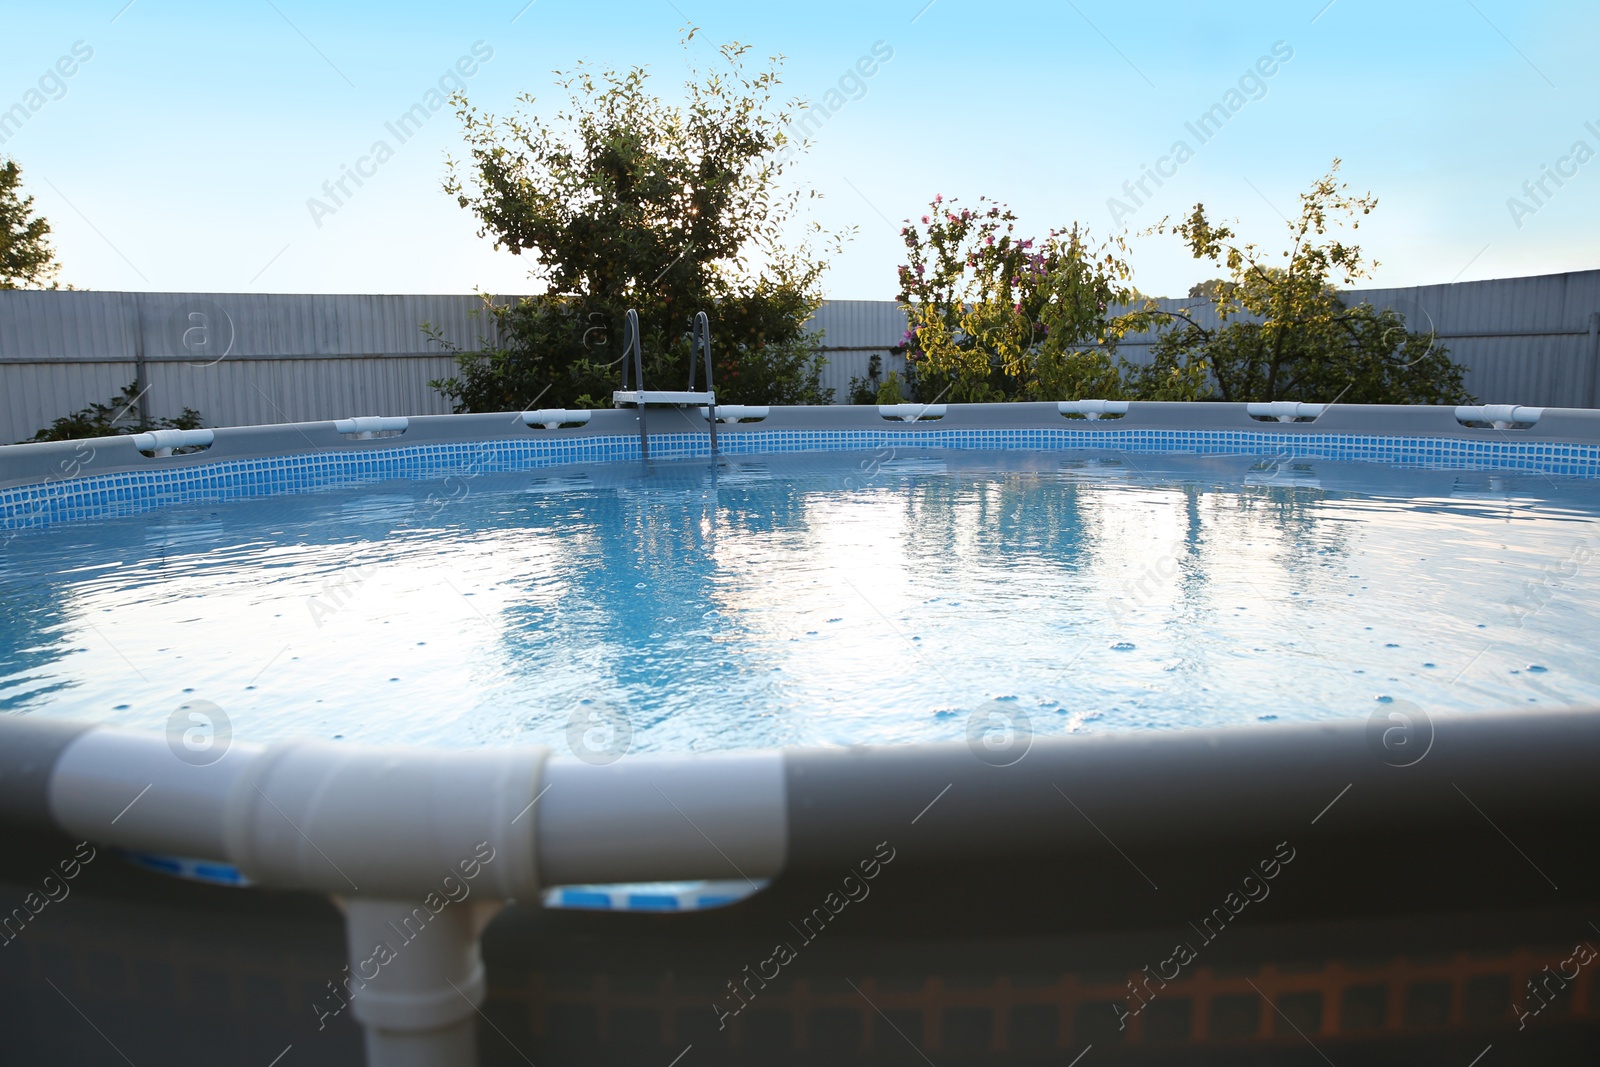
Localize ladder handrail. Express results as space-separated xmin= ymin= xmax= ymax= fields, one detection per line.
xmin=691 ymin=311 xmax=719 ymax=456
xmin=619 ymin=309 xmax=643 ymax=391
xmin=621 ymin=309 xmax=649 ymax=458
xmin=688 ymin=312 xmax=710 ymax=391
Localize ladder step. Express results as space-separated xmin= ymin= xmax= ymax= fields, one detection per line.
xmin=613 ymin=390 xmax=716 ymax=406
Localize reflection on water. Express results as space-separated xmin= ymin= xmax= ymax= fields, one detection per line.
xmin=2 ymin=449 xmax=1598 ymax=753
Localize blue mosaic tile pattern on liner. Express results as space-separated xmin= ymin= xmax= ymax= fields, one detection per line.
xmin=3 ymin=428 xmax=1598 ymax=531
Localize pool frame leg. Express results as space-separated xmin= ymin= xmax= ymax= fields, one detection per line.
xmin=341 ymin=897 xmax=503 ymax=1067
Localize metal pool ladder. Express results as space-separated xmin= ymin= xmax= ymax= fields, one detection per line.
xmin=612 ymin=308 xmax=719 ymax=460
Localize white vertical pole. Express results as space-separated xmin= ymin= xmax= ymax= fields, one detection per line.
xmin=344 ymin=898 xmax=502 ymax=1067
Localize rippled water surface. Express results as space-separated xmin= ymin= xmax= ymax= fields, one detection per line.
xmin=3 ymin=449 xmax=1598 ymax=753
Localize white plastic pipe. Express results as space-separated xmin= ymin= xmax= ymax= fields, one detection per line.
xmin=222 ymin=740 xmax=546 ymax=898
xmin=1245 ymin=401 xmax=1325 ymax=422
xmin=697 ymin=405 xmax=770 ymax=423
xmin=878 ymin=403 xmax=947 ymax=422
xmin=1057 ymin=399 xmax=1130 ymax=419
xmin=343 ymin=897 xmax=501 ymax=1067
xmin=335 ymin=416 xmax=410 ymax=439
xmin=1455 ymin=404 xmax=1543 ymax=429
xmin=47 ymin=729 xmax=790 ymax=893
xmin=48 ymin=729 xmax=265 ymax=858
xmin=521 ymin=409 xmax=593 ymax=430
xmin=50 ymin=733 xmax=542 ymax=1067
xmin=130 ymin=427 xmax=215 ymax=456
xmin=44 ymin=726 xmax=789 ymax=1067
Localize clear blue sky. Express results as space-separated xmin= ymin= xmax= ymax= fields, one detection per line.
xmin=2 ymin=0 xmax=1596 ymax=299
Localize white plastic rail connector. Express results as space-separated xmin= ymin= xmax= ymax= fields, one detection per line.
xmin=130 ymin=428 xmax=214 ymax=456
xmin=42 ymin=723 xmax=790 ymax=1067
xmin=1455 ymin=404 xmax=1543 ymax=429
xmin=335 ymin=416 xmax=409 ymax=439
xmin=522 ymin=409 xmax=594 ymax=429
xmin=46 ymin=732 xmax=546 ymax=899
xmin=878 ymin=403 xmax=946 ymax=422
xmin=1058 ymin=400 xmax=1130 ymax=419
xmin=697 ymin=405 xmax=769 ymax=423
xmin=1245 ymin=402 xmax=1325 ymax=422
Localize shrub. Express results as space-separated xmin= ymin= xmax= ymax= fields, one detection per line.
xmin=433 ymin=28 xmax=839 ymax=412
xmin=1145 ymin=160 xmax=1473 ymax=405
xmin=25 ymin=381 xmax=204 ymax=443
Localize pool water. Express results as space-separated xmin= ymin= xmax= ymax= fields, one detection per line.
xmin=3 ymin=449 xmax=1598 ymax=754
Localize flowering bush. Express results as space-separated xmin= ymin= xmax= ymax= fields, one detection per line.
xmin=894 ymin=164 xmax=1470 ymax=406
xmin=895 ymin=196 xmax=1165 ymax=403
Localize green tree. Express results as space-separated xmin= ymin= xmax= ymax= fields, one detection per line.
xmin=1142 ymin=160 xmax=1472 ymax=405
xmin=434 ymin=28 xmax=840 ymax=411
xmin=0 ymin=159 xmax=61 ymax=289
xmin=896 ymin=196 xmax=1165 ymax=404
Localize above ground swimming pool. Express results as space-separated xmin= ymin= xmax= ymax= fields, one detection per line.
xmin=3 ymin=447 xmax=1599 ymax=754
xmin=5 ymin=400 xmax=1600 ymax=1067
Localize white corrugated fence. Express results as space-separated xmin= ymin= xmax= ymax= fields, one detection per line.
xmin=1 ymin=272 xmax=1597 ymax=443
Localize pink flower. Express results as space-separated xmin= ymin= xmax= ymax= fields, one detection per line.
xmin=921 ymin=215 xmax=929 ymax=224
xmin=934 ymin=194 xmax=942 ymax=202
xmin=985 ymin=236 xmax=994 ymax=246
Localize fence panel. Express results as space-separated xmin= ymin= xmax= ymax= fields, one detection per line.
xmin=2 ymin=273 xmax=1597 ymax=443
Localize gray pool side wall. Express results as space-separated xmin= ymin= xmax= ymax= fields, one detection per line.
xmin=0 ymin=716 xmax=93 ymax=833
xmin=782 ymin=706 xmax=1600 ymax=873
xmin=4 ymin=402 xmax=1600 ymax=494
